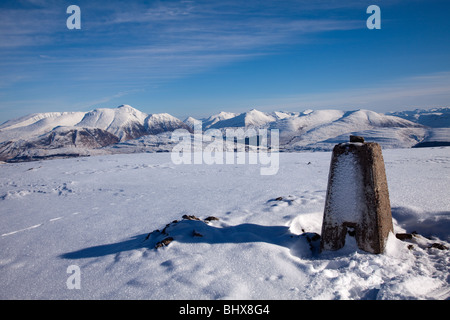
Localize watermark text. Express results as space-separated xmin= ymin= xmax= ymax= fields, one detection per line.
xmin=171 ymin=121 xmax=279 ymax=175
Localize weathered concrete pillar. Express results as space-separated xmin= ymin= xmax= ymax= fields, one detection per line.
xmin=320 ymin=136 xmax=393 ymax=254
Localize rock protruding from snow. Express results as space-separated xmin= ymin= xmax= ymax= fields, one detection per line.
xmin=321 ymin=137 xmax=394 ymax=254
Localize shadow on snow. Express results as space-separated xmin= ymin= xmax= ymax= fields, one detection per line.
xmin=60 ymin=219 xmax=320 ymax=260
xmin=60 ymin=206 xmax=450 ymax=261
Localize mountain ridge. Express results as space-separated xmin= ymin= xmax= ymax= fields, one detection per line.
xmin=0 ymin=105 xmax=448 ymax=162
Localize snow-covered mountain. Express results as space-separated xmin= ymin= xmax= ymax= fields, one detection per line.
xmin=209 ymin=109 xmax=276 ymax=129
xmin=0 ymin=105 xmax=190 ymax=161
xmin=183 ymin=116 xmax=199 ymax=130
xmin=145 ymin=113 xmax=191 ymax=135
xmin=0 ymin=105 xmax=190 ymax=143
xmin=0 ymin=111 xmax=86 ymax=142
xmin=0 ymin=105 xmax=448 ymax=162
xmin=192 ymin=108 xmax=429 ymax=151
xmin=76 ymin=105 xmax=148 ymax=141
xmin=275 ymin=109 xmax=426 ymax=151
xmin=202 ymin=111 xmax=238 ymax=129
xmin=385 ymin=107 xmax=450 ymax=148
xmin=388 ymin=107 xmax=450 ymax=128
xmin=0 ymin=127 xmax=120 ymax=162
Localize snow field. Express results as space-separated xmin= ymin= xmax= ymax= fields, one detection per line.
xmin=0 ymin=147 xmax=449 ymax=299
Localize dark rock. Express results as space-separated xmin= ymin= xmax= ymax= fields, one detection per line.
xmin=182 ymin=214 xmax=201 ymax=221
xmin=306 ymin=233 xmax=321 ymax=243
xmin=303 ymin=232 xmax=321 ymax=254
xmin=275 ymin=196 xmax=283 ymax=201
xmin=161 ymin=220 xmax=179 ymax=235
xmin=204 ymin=216 xmax=219 ymax=223
xmin=7 ymin=153 xmax=84 ymax=163
xmin=192 ymin=230 xmax=203 ymax=237
xmin=144 ymin=229 xmax=160 ymax=240
xmin=396 ymin=233 xmax=413 ymax=241
xmin=350 ymin=135 xmax=365 ymax=143
xmin=154 ymin=237 xmax=174 ymax=249
xmin=429 ymin=243 xmax=448 ymax=250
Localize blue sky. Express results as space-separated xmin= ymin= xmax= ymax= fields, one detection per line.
xmin=1 ymin=0 xmax=450 ymax=123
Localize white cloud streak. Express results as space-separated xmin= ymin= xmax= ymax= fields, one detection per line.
xmin=0 ymin=0 xmax=363 ymax=77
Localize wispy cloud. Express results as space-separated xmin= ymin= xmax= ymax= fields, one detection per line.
xmin=3 ymin=0 xmax=440 ymax=124
xmin=0 ymin=0 xmax=363 ymax=81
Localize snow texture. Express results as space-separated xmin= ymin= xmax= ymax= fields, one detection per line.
xmin=325 ymin=151 xmax=365 ymax=226
xmin=0 ymin=147 xmax=449 ymax=300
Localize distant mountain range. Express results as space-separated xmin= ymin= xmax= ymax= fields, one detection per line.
xmin=0 ymin=105 xmax=448 ymax=162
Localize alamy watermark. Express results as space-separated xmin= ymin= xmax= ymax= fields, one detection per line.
xmin=66 ymin=265 xmax=81 ymax=289
xmin=66 ymin=5 xmax=81 ymax=30
xmin=367 ymin=5 xmax=381 ymax=29
xmin=66 ymin=5 xmax=380 ymax=31
xmin=170 ymin=120 xmax=279 ymax=175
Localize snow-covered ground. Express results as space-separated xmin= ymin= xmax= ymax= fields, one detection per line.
xmin=0 ymin=147 xmax=449 ymax=300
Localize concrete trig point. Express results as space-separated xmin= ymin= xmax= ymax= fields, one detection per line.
xmin=320 ymin=135 xmax=393 ymax=254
